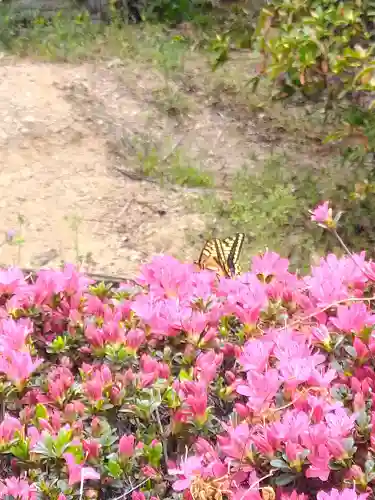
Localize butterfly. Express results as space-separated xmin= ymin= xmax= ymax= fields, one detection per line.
xmin=195 ymin=233 xmax=245 ymax=278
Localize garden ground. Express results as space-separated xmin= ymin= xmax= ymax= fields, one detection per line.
xmin=0 ymin=23 xmax=339 ymax=277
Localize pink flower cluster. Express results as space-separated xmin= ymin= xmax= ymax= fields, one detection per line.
xmin=1 ymin=249 xmax=375 ymax=498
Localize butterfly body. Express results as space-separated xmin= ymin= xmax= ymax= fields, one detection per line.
xmin=195 ymin=233 xmax=245 ymax=278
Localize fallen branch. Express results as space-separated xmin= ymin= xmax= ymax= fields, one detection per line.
xmin=19 ymin=267 xmax=140 ymax=286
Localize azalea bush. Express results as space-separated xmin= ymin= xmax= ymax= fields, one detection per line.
xmin=3 ymin=205 xmax=375 ymax=498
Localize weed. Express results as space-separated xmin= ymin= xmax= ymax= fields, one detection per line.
xmin=0 ymin=215 xmax=27 ymax=266
xmin=133 ymin=135 xmax=213 ymax=188
xmin=167 ymin=149 xmax=213 ymax=187
xmin=151 ymin=85 xmax=194 ymax=117
xmin=197 ymin=154 xmax=330 ymax=271
xmin=137 ymin=145 xmax=161 ymax=178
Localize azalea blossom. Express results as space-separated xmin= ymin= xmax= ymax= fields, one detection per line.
xmin=169 ymin=455 xmax=204 ymax=491
xmin=310 ymin=201 xmax=334 ymax=225
xmin=63 ymin=453 xmax=100 ymax=485
xmin=0 ymin=477 xmax=37 ymax=499
xmin=317 ymin=488 xmax=368 ymax=500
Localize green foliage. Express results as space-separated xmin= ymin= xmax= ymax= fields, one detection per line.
xmin=143 ymin=0 xmax=213 ymax=24
xmin=251 ymin=0 xmax=375 ymax=106
xmin=135 ymin=139 xmax=214 ymax=188
xmin=199 ymin=152 xmax=375 ymax=270
xmin=0 ymin=6 xmax=18 ymax=49
xmin=0 ymin=10 xmax=102 ymax=59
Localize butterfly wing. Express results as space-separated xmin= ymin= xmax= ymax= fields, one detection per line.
xmin=196 ymin=233 xmax=245 ymax=278
xmin=226 ymin=232 xmax=245 ymax=277
xmin=196 ymin=238 xmax=227 ymax=276
xmin=214 ymin=238 xmax=231 ymax=277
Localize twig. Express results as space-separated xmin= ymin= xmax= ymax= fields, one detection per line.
xmin=113 ymin=166 xmax=159 ymax=185
xmin=249 ymin=472 xmax=274 ymax=490
xmin=18 ymin=267 xmax=140 ymax=286
xmin=79 ymin=469 xmax=85 ymax=500
xmin=111 ymin=478 xmax=149 ymax=500
xmin=117 ymin=197 xmax=134 ymax=220
xmin=332 ymin=228 xmax=374 ymax=281
xmin=155 ymin=406 xmax=169 ymax=470
xmin=284 ymin=294 xmax=375 ymax=330
xmin=161 ymin=135 xmax=185 ymax=163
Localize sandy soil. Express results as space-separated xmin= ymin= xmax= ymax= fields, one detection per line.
xmin=0 ymin=56 xmax=267 ymax=277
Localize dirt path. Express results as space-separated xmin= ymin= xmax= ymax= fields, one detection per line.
xmin=0 ymin=57 xmax=269 ymax=277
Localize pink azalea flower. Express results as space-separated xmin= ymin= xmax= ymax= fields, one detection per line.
xmin=239 ymin=339 xmax=273 ymax=372
xmin=132 ymin=492 xmax=146 ymax=500
xmin=307 ymin=273 xmax=348 ymax=308
xmin=325 ymin=407 xmax=357 ymax=439
xmin=119 ymin=434 xmax=135 ymax=459
xmin=48 ymin=367 xmax=75 ymax=402
xmin=308 ymin=366 xmax=337 ymax=389
xmin=82 ymin=439 xmax=101 ymax=460
xmin=179 ymin=381 xmax=208 ymax=421
xmin=217 ymin=275 xmax=268 ymax=325
xmin=251 ymin=430 xmax=275 ymax=457
xmin=169 ymin=455 xmax=204 ymax=491
xmin=305 ymin=444 xmax=331 ymax=481
xmin=236 ymin=369 xmax=281 ymax=412
xmin=195 ymin=351 xmax=223 ymax=383
xmin=0 ymin=415 xmax=23 ymax=443
xmin=330 ymin=303 xmax=375 ymax=334
xmin=218 ymin=423 xmax=252 ymax=460
xmin=84 ymin=321 xmax=106 ymax=348
xmin=137 ymin=255 xmax=195 ymax=298
xmin=353 ymin=337 xmax=370 ymax=363
xmin=0 ymin=317 xmax=33 ymax=351
xmin=281 ymin=492 xmax=308 ymax=500
xmin=251 ymin=251 xmax=289 ymax=281
xmin=310 ymin=201 xmax=332 ymax=224
xmin=84 ymin=367 xmax=111 ymax=402
xmin=0 ymin=267 xmax=25 ymax=295
xmin=317 ymin=488 xmax=368 ymax=500
xmin=231 ymin=488 xmax=262 ymax=500
xmin=63 ymin=453 xmax=100 ymax=485
xmin=0 ymin=477 xmax=37 ymax=499
xmin=131 ymin=295 xmax=180 ymax=336
xmin=125 ymin=328 xmax=146 ymax=352
xmin=273 ymin=410 xmax=310 ymax=443
xmin=0 ymin=348 xmax=42 ymax=387
xmin=61 ymin=263 xmax=93 ymax=295
xmin=311 ymin=325 xmax=332 ymax=347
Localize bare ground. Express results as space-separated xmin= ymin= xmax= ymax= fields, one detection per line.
xmin=0 ymin=54 xmax=323 ymax=277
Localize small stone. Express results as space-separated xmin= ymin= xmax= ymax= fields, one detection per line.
xmin=31 ymin=249 xmax=59 ymax=267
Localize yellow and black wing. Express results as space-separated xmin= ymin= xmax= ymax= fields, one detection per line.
xmin=226 ymin=232 xmax=245 ymax=277
xmin=195 ymin=238 xmax=227 ymax=277
xmin=196 ymin=233 xmax=245 ymax=278
xmin=214 ymin=232 xmax=245 ymax=277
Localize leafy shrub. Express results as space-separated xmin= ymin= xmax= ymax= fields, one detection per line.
xmin=3 ymin=214 xmax=375 ymax=497
xmin=252 ymin=0 xmax=375 ymax=105
xmin=246 ymin=0 xmax=375 ymax=170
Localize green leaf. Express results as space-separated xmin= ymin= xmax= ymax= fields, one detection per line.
xmin=145 ymin=442 xmax=163 ymax=468
xmin=270 ymin=458 xmax=289 ymax=469
xmin=271 ymin=459 xmax=291 ymax=471
xmin=365 ymin=459 xmax=375 ymax=474
xmin=179 ymin=368 xmax=193 ymax=381
xmin=344 ymin=345 xmax=357 ymax=358
xmin=275 ymin=473 xmax=296 ymax=486
xmin=107 ymin=459 xmax=123 ymax=479
xmin=54 ymin=428 xmax=74 ymax=458
xmin=10 ymin=439 xmax=30 ymax=460
xmin=32 ymin=440 xmax=54 ymax=459
xmin=35 ymin=403 xmax=48 ymax=420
